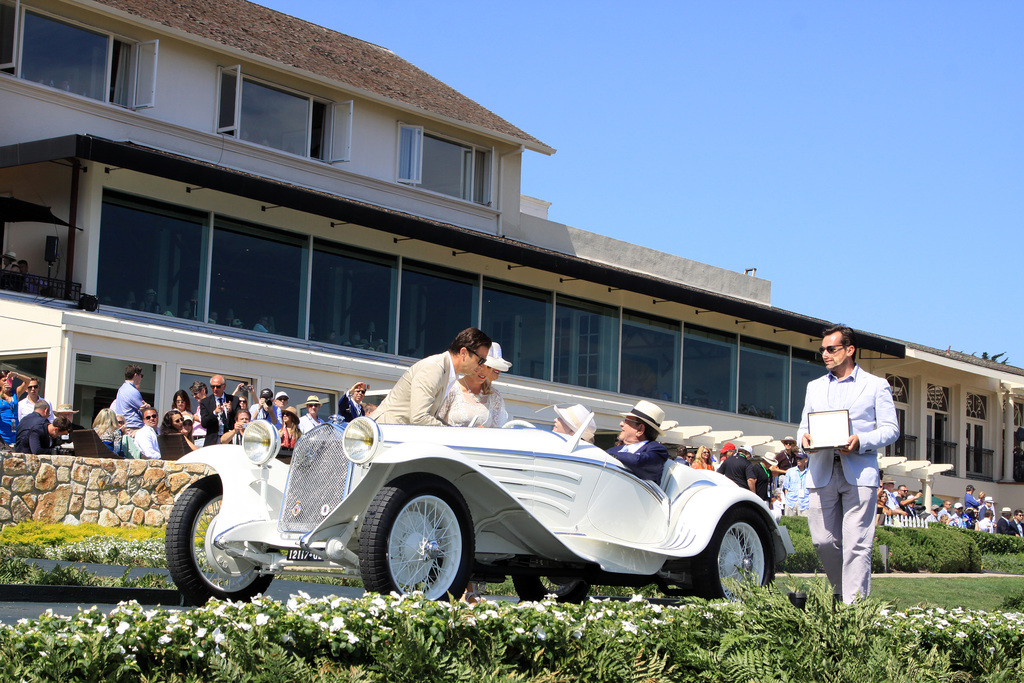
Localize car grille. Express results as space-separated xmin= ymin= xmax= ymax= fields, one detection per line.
xmin=279 ymin=422 xmax=353 ymax=533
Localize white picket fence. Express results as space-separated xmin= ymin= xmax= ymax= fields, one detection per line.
xmin=882 ymin=515 xmax=932 ymax=528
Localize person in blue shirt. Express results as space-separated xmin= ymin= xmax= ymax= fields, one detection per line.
xmin=782 ymin=452 xmax=810 ymax=516
xmin=113 ymin=363 xmax=149 ymax=435
xmin=963 ymin=485 xmax=982 ymax=510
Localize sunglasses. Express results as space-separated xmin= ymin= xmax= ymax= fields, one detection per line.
xmin=818 ymin=344 xmax=847 ymax=355
xmin=144 ymin=414 xmax=158 ymax=420
xmin=27 ymin=385 xmax=39 ymax=390
xmin=467 ymin=348 xmax=487 ymax=366
xmin=210 ymin=383 xmax=224 ymax=388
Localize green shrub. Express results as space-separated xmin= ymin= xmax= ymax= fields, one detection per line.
xmin=981 ymin=552 xmax=1024 ymax=575
xmin=778 ymin=517 xmax=820 ymax=572
xmin=1001 ymin=588 xmax=1024 ymax=611
xmin=949 ymin=527 xmax=1024 ymax=555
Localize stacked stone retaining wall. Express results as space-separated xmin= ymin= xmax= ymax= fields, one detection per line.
xmin=0 ymin=452 xmax=212 ymax=528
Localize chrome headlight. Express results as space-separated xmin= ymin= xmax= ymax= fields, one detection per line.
xmin=343 ymin=416 xmax=381 ymax=465
xmin=242 ymin=419 xmax=281 ymax=466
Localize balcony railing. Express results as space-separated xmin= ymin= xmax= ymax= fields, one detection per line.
xmin=966 ymin=446 xmax=994 ymax=482
xmin=929 ymin=439 xmax=959 ymax=477
xmin=0 ymin=271 xmax=81 ymax=301
xmin=886 ymin=434 xmax=918 ymax=461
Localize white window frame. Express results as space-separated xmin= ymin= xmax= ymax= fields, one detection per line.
xmin=133 ymin=39 xmax=158 ymax=109
xmin=397 ymin=123 xmax=423 ymax=184
xmin=0 ymin=0 xmax=20 ymax=72
xmin=217 ymin=66 xmax=349 ymax=162
xmin=217 ymin=64 xmax=242 ymax=135
xmin=328 ymin=99 xmax=353 ymax=163
xmin=397 ymin=124 xmax=492 ymax=204
xmin=4 ymin=4 xmax=157 ymax=108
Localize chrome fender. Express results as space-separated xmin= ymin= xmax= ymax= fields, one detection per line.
xmin=176 ymin=444 xmax=291 ymax=534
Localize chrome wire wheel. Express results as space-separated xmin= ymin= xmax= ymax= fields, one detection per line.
xmin=717 ymin=521 xmax=766 ymax=598
xmin=386 ymin=494 xmax=463 ymax=600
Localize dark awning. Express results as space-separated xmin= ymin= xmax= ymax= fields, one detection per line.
xmin=0 ymin=134 xmax=906 ymax=358
xmin=0 ymin=196 xmax=70 ymax=226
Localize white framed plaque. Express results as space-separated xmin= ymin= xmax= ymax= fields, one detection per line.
xmin=807 ymin=410 xmax=851 ymax=450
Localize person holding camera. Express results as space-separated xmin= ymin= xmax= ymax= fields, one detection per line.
xmin=220 ymin=409 xmax=251 ymax=445
xmin=250 ymin=388 xmax=281 ymax=427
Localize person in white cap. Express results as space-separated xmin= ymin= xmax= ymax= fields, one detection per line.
xmin=606 ymin=400 xmax=669 ymax=484
xmin=551 ymin=404 xmax=596 ymax=443
xmin=982 ymin=496 xmax=997 ymax=518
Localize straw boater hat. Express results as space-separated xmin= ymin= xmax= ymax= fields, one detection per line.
xmin=55 ymin=404 xmax=78 ymax=414
xmin=483 ymin=342 xmax=512 ymax=372
xmin=619 ymin=400 xmax=665 ymax=436
xmin=304 ymin=395 xmax=323 ymax=405
xmin=552 ymin=404 xmax=596 ymax=441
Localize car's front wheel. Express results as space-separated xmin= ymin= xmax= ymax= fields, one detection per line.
xmin=359 ymin=474 xmax=474 ymax=601
xmin=166 ymin=477 xmax=274 ymax=606
xmin=691 ymin=507 xmax=774 ymax=600
xmin=512 ymin=575 xmax=590 ymax=603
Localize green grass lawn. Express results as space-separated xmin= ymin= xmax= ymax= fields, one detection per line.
xmin=774 ymin=573 xmax=1024 ymax=612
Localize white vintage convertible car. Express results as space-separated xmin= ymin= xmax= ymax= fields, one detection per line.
xmin=166 ymin=416 xmax=794 ymax=605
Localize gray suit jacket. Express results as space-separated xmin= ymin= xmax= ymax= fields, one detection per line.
xmin=372 ymin=351 xmax=453 ymax=426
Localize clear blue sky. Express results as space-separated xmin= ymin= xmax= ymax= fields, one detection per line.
xmin=260 ymin=1 xmax=1024 ymax=367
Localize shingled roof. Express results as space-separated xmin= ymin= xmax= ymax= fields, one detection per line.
xmin=87 ymin=0 xmax=551 ymax=152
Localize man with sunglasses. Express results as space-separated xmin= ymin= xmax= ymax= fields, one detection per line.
xmin=135 ymin=407 xmax=162 ymax=459
xmin=17 ymin=378 xmax=55 ymax=424
xmin=797 ymin=324 xmax=899 ymax=604
xmin=373 ymin=328 xmax=491 ymax=426
xmin=199 ymin=374 xmax=240 ymax=447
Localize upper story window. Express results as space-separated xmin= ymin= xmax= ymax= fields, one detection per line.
xmin=217 ymin=66 xmax=351 ymax=161
xmin=2 ymin=5 xmax=157 ymax=108
xmin=397 ymin=124 xmax=491 ymax=205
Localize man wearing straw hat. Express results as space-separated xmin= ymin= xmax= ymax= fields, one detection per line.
xmin=606 ymin=400 xmax=669 ymax=484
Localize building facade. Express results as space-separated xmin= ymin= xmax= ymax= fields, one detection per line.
xmin=2 ymin=0 xmax=1022 ymax=507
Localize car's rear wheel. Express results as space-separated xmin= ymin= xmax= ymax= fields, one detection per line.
xmin=166 ymin=477 xmax=274 ymax=606
xmin=512 ymin=575 xmax=590 ymax=603
xmin=691 ymin=507 xmax=773 ymax=600
xmin=359 ymin=474 xmax=474 ymax=601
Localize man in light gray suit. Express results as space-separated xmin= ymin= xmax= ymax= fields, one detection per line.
xmin=797 ymin=324 xmax=899 ymax=604
xmin=373 ymin=328 xmax=491 ymax=426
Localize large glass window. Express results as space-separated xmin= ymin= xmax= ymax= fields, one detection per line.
xmin=682 ymin=324 xmax=736 ymax=412
xmin=217 ymin=69 xmax=348 ymax=161
xmin=397 ymin=125 xmax=491 ymax=204
xmin=790 ymin=348 xmax=820 ymax=423
xmin=97 ymin=192 xmax=207 ymax=320
xmin=240 ymin=79 xmax=310 ymax=156
xmin=738 ymin=337 xmax=789 ymax=421
xmin=310 ymin=239 xmax=397 ymax=353
xmin=621 ymin=311 xmax=680 ymax=402
xmin=481 ymin=279 xmax=552 ymax=380
xmin=398 ymin=261 xmax=478 ymax=358
xmin=16 ymin=11 xmax=154 ymax=107
xmin=74 ymin=354 xmax=156 ymax=421
xmin=209 ymin=219 xmax=308 ymax=339
xmin=553 ymin=296 xmax=618 ymax=392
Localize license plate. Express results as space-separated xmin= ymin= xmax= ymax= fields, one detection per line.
xmin=285 ymin=549 xmax=323 ymax=562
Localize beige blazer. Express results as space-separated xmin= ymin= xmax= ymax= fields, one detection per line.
xmin=372 ymin=351 xmax=453 ymax=426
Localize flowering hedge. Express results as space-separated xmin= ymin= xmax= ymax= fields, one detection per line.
xmin=1 ymin=586 xmax=1022 ymax=682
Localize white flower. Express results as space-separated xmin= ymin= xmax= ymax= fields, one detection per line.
xmin=256 ymin=613 xmax=270 ymax=626
xmin=346 ymin=631 xmax=359 ymax=644
xmin=158 ymin=635 xmax=172 ymax=645
xmin=622 ymin=621 xmax=638 ymax=634
xmin=534 ymin=626 xmax=547 ymax=641
xmin=115 ymin=621 xmax=130 ymax=635
xmin=196 ymin=627 xmax=207 ymax=638
xmin=330 ymin=617 xmax=345 ymax=632
xmin=213 ymin=627 xmax=226 ymax=644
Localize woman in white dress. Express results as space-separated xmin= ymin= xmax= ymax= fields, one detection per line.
xmin=437 ymin=344 xmax=509 ymax=428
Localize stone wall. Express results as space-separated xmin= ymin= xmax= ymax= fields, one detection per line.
xmin=0 ymin=452 xmax=212 ymax=528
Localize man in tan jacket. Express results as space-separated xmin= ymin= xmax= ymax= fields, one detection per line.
xmin=373 ymin=328 xmax=492 ymax=425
